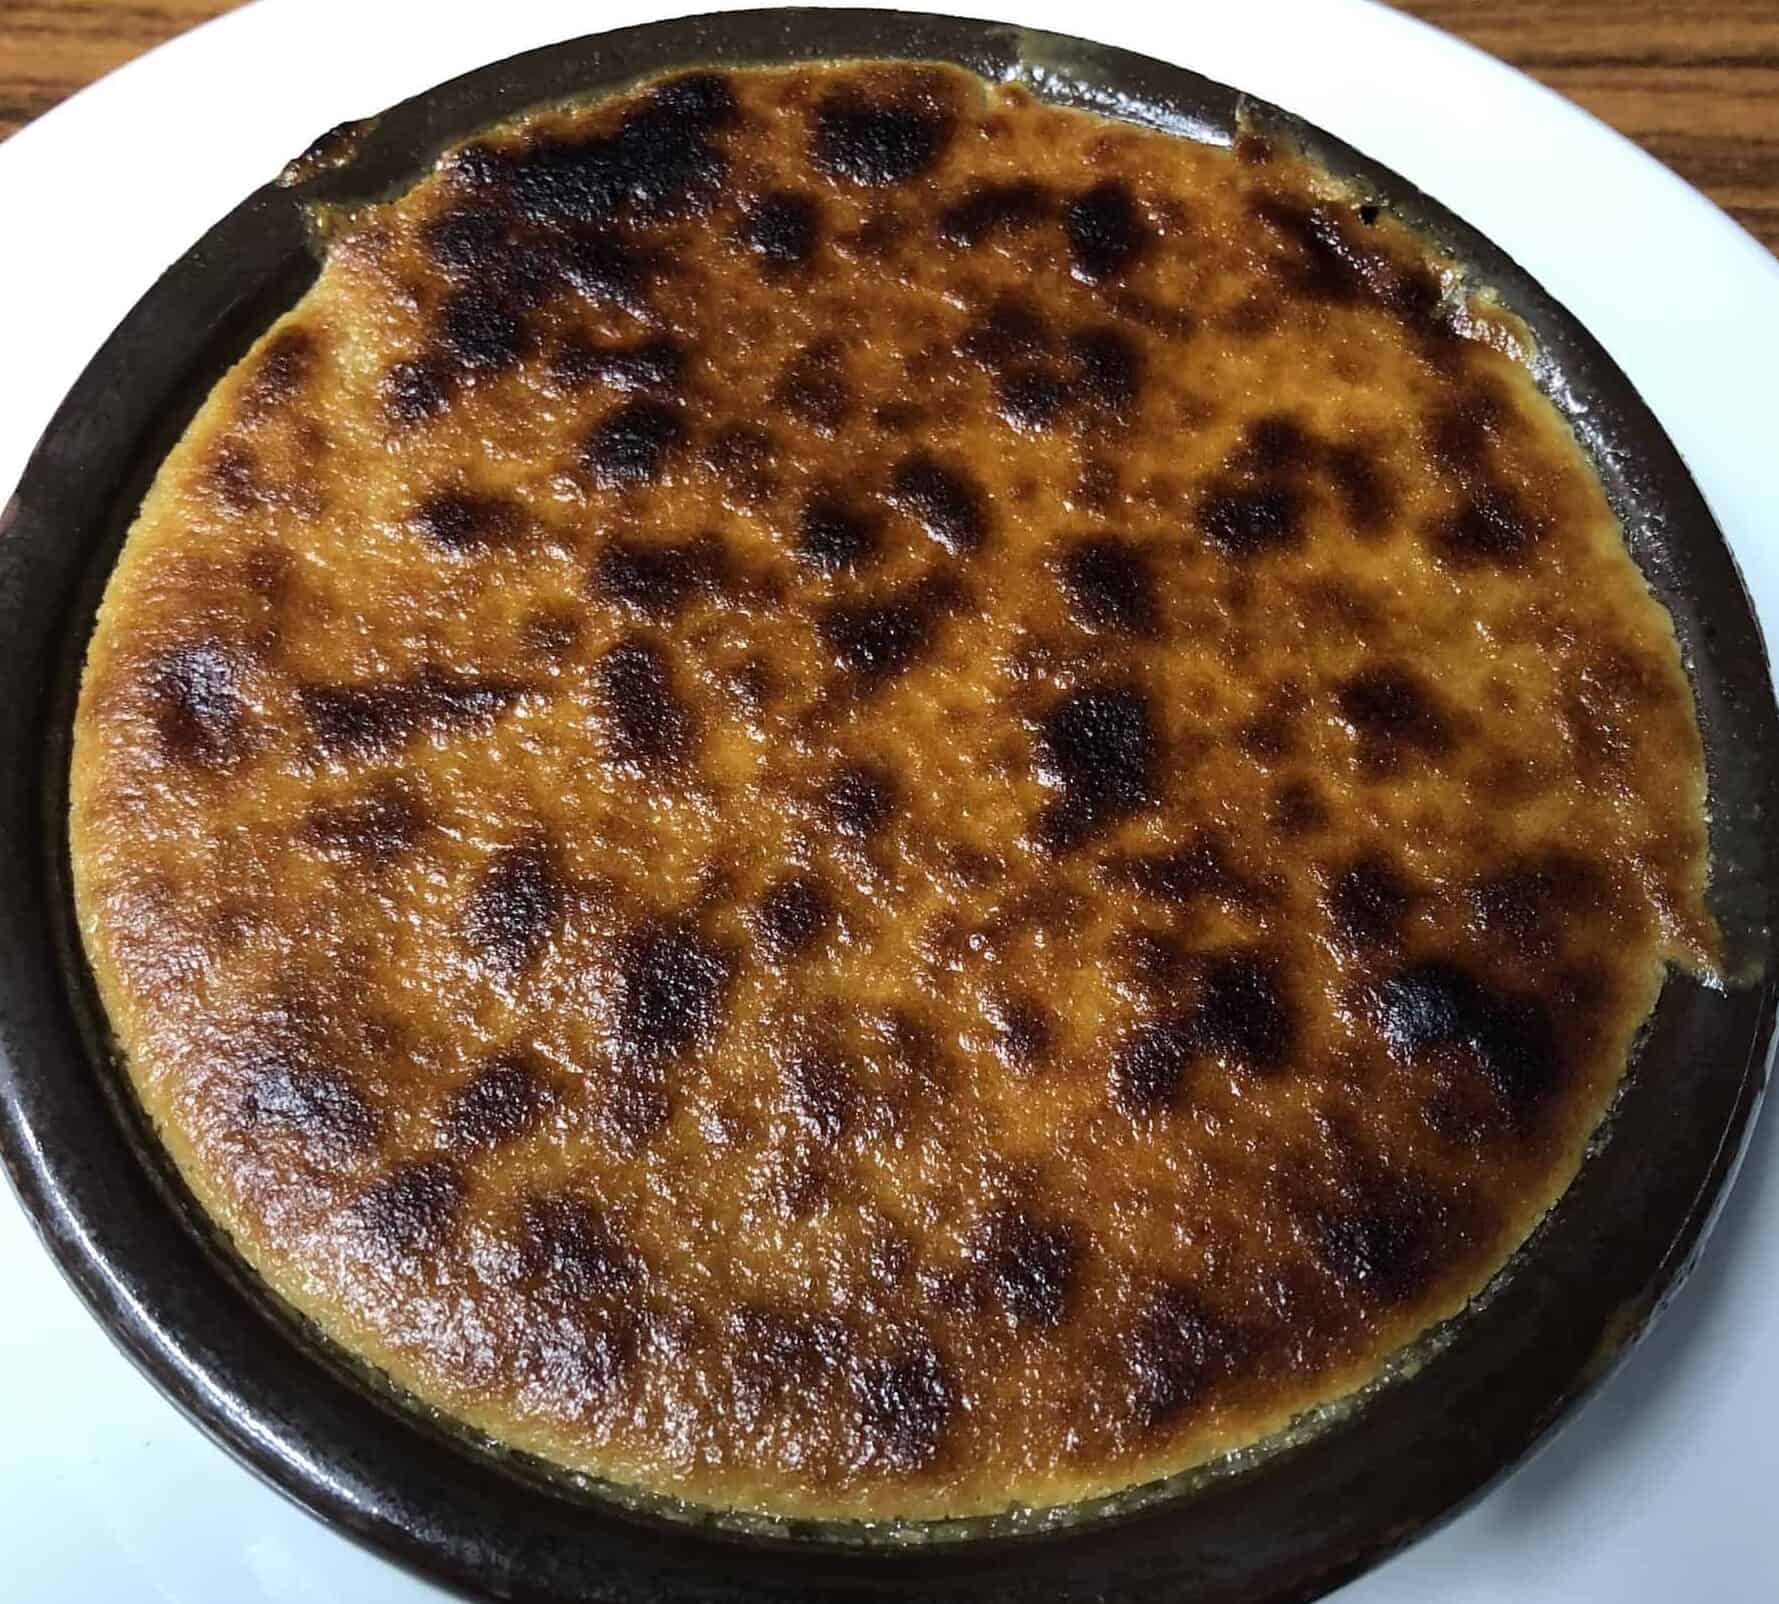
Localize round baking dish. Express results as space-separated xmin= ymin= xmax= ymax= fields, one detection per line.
xmin=2 ymin=9 xmax=1775 ymax=1601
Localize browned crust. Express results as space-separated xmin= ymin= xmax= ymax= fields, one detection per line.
xmin=69 ymin=62 xmax=1714 ymax=1519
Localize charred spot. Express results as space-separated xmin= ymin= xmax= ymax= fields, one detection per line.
xmin=1431 ymin=486 xmax=1543 ymax=566
xmin=1271 ymin=778 xmax=1328 ymax=836
xmin=1031 ymin=682 xmax=1158 ymax=852
xmin=553 ymin=334 xmax=686 ymax=395
xmin=380 ymin=356 xmax=454 ymax=424
xmin=244 ymin=327 xmax=314 ymax=414
xmin=610 ymin=917 xmax=734 ymax=1069
xmin=1313 ymin=1176 xmax=1446 ymax=1304
xmin=818 ymin=596 xmax=928 ymax=685
xmin=846 ymin=1340 xmax=955 ymax=1471
xmin=1069 ymin=326 xmax=1144 ymax=414
xmin=1468 ymin=851 xmax=1606 ymax=957
xmin=519 ymin=1193 xmax=641 ymax=1301
xmin=596 ymin=636 xmax=694 ymax=769
xmin=1110 ymin=289 xmax=1195 ymax=340
xmin=507 ymin=81 xmax=731 ymax=226
xmin=773 ymin=341 xmax=854 ymax=434
xmin=1424 ymin=392 xmax=1502 ymax=477
xmin=1115 ymin=928 xmax=1187 ymax=992
xmin=1385 ymin=262 xmax=1446 ymax=332
xmin=238 ymin=1053 xmax=377 ymax=1158
xmin=938 ymin=178 xmax=1051 ymax=247
xmin=768 ymin=1151 xmax=834 ymax=1221
xmin=1327 ymin=852 xmax=1415 ymax=947
xmin=1293 ymin=577 xmax=1380 ymax=639
xmin=582 ymin=399 xmax=687 ymax=489
xmin=818 ymin=577 xmax=956 ymax=689
xmin=1123 ymin=1282 xmax=1224 ymax=1427
xmin=824 ymin=762 xmax=897 ymax=839
xmin=1239 ymin=683 xmax=1304 ymax=761
xmin=1256 ymin=195 xmax=1448 ymax=329
xmin=1370 ymin=960 xmax=1560 ymax=1114
xmin=206 ymin=442 xmax=263 ymax=511
xmin=408 ymin=488 xmax=520 ymax=553
xmin=351 ymin=1158 xmax=465 ymax=1258
xmin=650 ymin=71 xmax=738 ymax=128
xmin=462 ymin=839 xmax=566 ymax=977
xmin=983 ymin=992 xmax=1054 ymax=1073
xmin=1337 ymin=664 xmax=1453 ymax=771
xmin=727 ymin=1304 xmax=843 ymax=1414
xmin=752 ymin=873 xmax=834 ymax=959
xmin=1224 ymin=293 xmax=1285 ymax=339
xmin=511 ymin=1300 xmax=637 ymax=1409
xmin=956 ymin=297 xmax=1051 ymax=368
xmin=811 ymin=92 xmax=953 ymax=186
xmin=602 ymin=1069 xmax=672 ymax=1146
xmin=874 ymin=401 xmax=925 ymax=433
xmin=1192 ymin=951 xmax=1296 ymax=1070
xmin=1104 ymin=830 xmax=1244 ymax=906
xmin=739 ymin=189 xmax=822 ymax=268
xmin=422 ymin=205 xmax=509 ymax=272
xmin=552 ymin=228 xmax=653 ymax=313
xmin=1324 ymin=442 xmax=1396 ymax=534
xmin=783 ymin=1048 xmax=857 ymax=1143
xmin=794 ymin=493 xmax=880 ymax=574
xmin=303 ymin=779 xmax=431 ymax=868
xmin=1253 ymin=196 xmax=1371 ymax=305
xmin=298 ymin=684 xmax=415 ymax=756
xmin=435 ymin=287 xmax=529 ymax=374
xmin=1110 ymin=953 xmax=1291 ymax=1072
xmin=444 ymin=141 xmax=515 ymax=189
xmin=967 ymin=1207 xmax=1082 ymax=1329
xmin=441 ymin=1054 xmax=548 ymax=1150
xmin=875 ymin=1010 xmax=946 ymax=1088
xmin=1108 ymin=1017 xmax=1194 ymax=1115
xmin=298 ymin=669 xmax=524 ymax=757
xmin=1063 ymin=180 xmax=1149 ymax=284
xmin=421 ymin=208 xmax=555 ymax=307
xmin=1239 ymin=415 xmax=1315 ymax=475
xmin=941 ymin=843 xmax=1000 ymax=887
xmin=146 ymin=640 xmax=250 ymax=769
xmin=887 ymin=453 xmax=987 ymax=555
xmin=593 ymin=536 xmax=721 ymax=621
xmin=1057 ymin=535 xmax=1156 ymax=634
xmin=1196 ymin=481 xmax=1304 ymax=558
xmin=994 ymin=365 xmax=1069 ymax=432
xmin=704 ymin=424 xmax=776 ymax=501
xmin=1315 ymin=1210 xmax=1431 ymax=1302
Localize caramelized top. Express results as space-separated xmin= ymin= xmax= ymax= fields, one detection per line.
xmin=70 ymin=61 xmax=1713 ymax=1520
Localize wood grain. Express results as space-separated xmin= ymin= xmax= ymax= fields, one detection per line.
xmin=1397 ymin=1 xmax=1779 ymax=250
xmin=0 ymin=0 xmax=1774 ymax=251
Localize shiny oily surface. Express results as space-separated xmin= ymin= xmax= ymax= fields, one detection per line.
xmin=68 ymin=59 xmax=1714 ymax=1521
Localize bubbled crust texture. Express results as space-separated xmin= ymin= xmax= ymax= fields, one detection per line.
xmin=71 ymin=63 xmax=1714 ymax=1519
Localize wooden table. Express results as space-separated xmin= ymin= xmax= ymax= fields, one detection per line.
xmin=2 ymin=0 xmax=1775 ymax=252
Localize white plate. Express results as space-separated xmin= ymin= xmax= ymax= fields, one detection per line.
xmin=2 ymin=3 xmax=1774 ymax=1599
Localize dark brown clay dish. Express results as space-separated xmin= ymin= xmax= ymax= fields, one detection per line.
xmin=1 ymin=9 xmax=1775 ymax=1602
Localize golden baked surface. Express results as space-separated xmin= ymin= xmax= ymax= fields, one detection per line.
xmin=71 ymin=62 xmax=1713 ymax=1518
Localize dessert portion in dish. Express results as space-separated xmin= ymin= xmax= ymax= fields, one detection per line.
xmin=70 ymin=59 xmax=1714 ymax=1519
